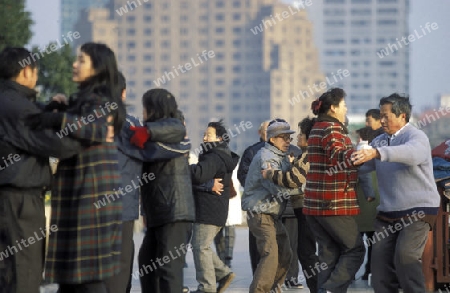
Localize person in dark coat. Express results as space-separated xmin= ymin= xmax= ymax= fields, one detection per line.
xmin=237 ymin=120 xmax=269 ymax=275
xmin=25 ymin=43 xmax=127 ymax=292
xmin=107 ymin=72 xmax=141 ymax=293
xmin=0 ymin=47 xmax=84 ymax=293
xmin=365 ymin=109 xmax=384 ymax=139
xmin=128 ymin=88 xmax=195 ymax=293
xmin=354 ymin=126 xmax=381 ymax=281
xmin=190 ymin=120 xmax=240 ymax=293
xmin=105 ymin=74 xmax=191 ymax=293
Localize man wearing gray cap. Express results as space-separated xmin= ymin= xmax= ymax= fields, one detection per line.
xmin=242 ymin=119 xmax=302 ymax=293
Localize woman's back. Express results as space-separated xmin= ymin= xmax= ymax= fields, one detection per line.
xmin=141 ymin=153 xmax=195 ymax=228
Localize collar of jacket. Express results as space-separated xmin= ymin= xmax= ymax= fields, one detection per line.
xmin=317 ymin=114 xmax=349 ymax=134
xmin=264 ymin=141 xmax=287 ymax=156
xmin=0 ymin=79 xmax=37 ymax=101
xmin=200 ymin=140 xmax=229 ymax=154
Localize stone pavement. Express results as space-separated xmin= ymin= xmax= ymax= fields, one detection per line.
xmin=130 ymin=227 xmax=374 ymax=293
xmin=41 ymin=226 xmax=447 ymax=292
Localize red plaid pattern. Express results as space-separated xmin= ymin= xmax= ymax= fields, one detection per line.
xmin=303 ymin=121 xmax=359 ymax=216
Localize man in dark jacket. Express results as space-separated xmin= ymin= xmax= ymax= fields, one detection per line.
xmin=190 ymin=120 xmax=239 ymax=293
xmin=0 ymin=47 xmax=84 ymax=293
xmin=237 ymin=120 xmax=269 ymax=274
xmin=237 ymin=121 xmax=269 ymax=186
xmin=365 ymin=109 xmax=384 ymax=139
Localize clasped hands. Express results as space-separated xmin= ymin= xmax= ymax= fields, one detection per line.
xmin=25 ymin=94 xmax=68 ymax=130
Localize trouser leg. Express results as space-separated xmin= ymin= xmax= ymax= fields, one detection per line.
xmin=105 ymin=220 xmax=134 ymax=293
xmin=307 ymin=215 xmax=365 ymax=293
xmin=295 ymin=208 xmax=319 ymax=293
xmin=0 ymin=189 xmax=45 ymax=293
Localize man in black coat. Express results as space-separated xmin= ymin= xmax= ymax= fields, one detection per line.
xmin=0 ymin=47 xmax=83 ymax=293
xmin=190 ymin=120 xmax=239 ymax=293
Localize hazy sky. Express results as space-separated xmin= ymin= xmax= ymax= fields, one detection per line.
xmin=26 ymin=1 xmax=450 ymax=113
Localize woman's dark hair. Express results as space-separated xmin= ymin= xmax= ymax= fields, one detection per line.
xmin=379 ymin=93 xmax=411 ymax=122
xmin=142 ymin=88 xmax=179 ymax=122
xmin=298 ymin=117 xmax=316 ymax=139
xmin=118 ymin=71 xmax=126 ymax=92
xmin=208 ymin=119 xmax=229 ymax=143
xmin=311 ymin=88 xmax=346 ymax=116
xmin=76 ymin=43 xmax=125 ymax=135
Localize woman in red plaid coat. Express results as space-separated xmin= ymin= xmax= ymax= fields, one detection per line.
xmin=303 ymin=88 xmax=365 ymax=293
xmin=28 ymin=43 xmax=126 ymax=292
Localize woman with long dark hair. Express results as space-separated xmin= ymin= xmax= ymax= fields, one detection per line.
xmin=27 ymin=42 xmax=126 ymax=292
xmin=133 ymin=88 xmax=195 ymax=293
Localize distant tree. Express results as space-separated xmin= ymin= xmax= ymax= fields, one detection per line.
xmin=33 ymin=43 xmax=77 ymax=102
xmin=0 ymin=0 xmax=33 ymax=51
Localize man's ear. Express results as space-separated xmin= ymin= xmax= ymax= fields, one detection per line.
xmin=330 ymin=104 xmax=337 ymax=114
xmin=22 ymin=65 xmax=34 ymax=79
xmin=12 ymin=67 xmax=25 ymax=82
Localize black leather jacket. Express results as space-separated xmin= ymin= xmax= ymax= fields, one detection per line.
xmin=140 ymin=118 xmax=195 ymax=228
xmin=0 ymin=80 xmax=82 ymax=189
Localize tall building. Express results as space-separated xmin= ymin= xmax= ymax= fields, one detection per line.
xmin=60 ymin=0 xmax=110 ymax=35
xmin=306 ymin=0 xmax=410 ymax=114
xmin=73 ymin=8 xmax=118 ymax=53
xmin=75 ymin=0 xmax=325 ymax=152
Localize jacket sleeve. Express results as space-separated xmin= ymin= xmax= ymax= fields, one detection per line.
xmin=357 ymin=158 xmax=376 ymax=174
xmin=119 ymin=139 xmax=191 ymax=162
xmin=322 ymin=124 xmax=355 ymax=167
xmin=260 ymin=157 xmax=290 ymax=196
xmin=192 ymin=180 xmax=214 ymax=193
xmin=269 ymin=152 xmax=309 ymax=189
xmin=117 ymin=118 xmax=190 ymax=162
xmin=190 ymin=154 xmax=220 ymax=185
xmin=147 ymin=118 xmax=186 ymax=143
xmin=2 ymin=108 xmax=83 ymax=159
xmin=237 ymin=147 xmax=254 ymax=186
xmin=377 ymin=130 xmax=430 ymax=166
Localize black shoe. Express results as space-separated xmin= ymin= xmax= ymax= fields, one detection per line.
xmin=217 ymin=272 xmax=235 ymax=293
xmin=362 ymin=273 xmax=370 ymax=280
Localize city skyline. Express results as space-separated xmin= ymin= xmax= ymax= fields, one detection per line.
xmin=305 ymin=0 xmax=410 ymax=115
xmin=26 ymin=0 xmax=450 ymax=114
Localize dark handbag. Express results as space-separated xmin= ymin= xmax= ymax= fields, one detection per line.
xmin=229 ymin=178 xmax=237 ymax=199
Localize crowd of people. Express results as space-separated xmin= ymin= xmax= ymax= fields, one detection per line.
xmin=0 ymin=42 xmax=442 ymax=293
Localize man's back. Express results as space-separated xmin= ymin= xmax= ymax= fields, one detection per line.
xmin=237 ymin=140 xmax=265 ymax=187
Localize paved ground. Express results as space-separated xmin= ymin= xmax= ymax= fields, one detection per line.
xmin=41 ymin=226 xmax=448 ymax=292
xmin=178 ymin=227 xmax=374 ymax=293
